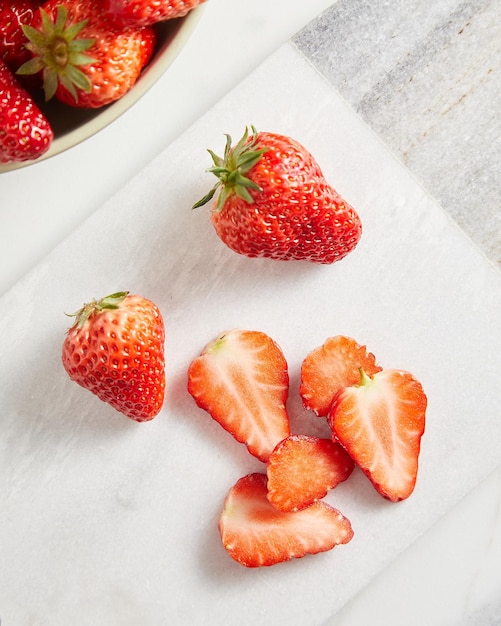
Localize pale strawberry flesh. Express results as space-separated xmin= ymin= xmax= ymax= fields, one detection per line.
xmin=329 ymin=369 xmax=427 ymax=501
xmin=266 ymin=435 xmax=354 ymax=512
xmin=300 ymin=335 xmax=382 ymax=417
xmin=219 ymin=473 xmax=354 ymax=568
xmin=187 ymin=329 xmax=290 ymax=462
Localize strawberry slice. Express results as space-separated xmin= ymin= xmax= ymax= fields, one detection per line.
xmin=300 ymin=335 xmax=382 ymax=417
xmin=266 ymin=435 xmax=354 ymax=512
xmin=329 ymin=369 xmax=427 ymax=502
xmin=187 ymin=329 xmax=290 ymax=462
xmin=219 ymin=473 xmax=354 ymax=567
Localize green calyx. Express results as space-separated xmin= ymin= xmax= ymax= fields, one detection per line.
xmin=192 ymin=126 xmax=269 ymax=211
xmin=66 ymin=291 xmax=129 ymax=329
xmin=17 ymin=6 xmax=96 ymax=102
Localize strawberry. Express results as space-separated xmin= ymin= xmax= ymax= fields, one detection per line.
xmin=17 ymin=0 xmax=156 ymax=108
xmin=300 ymin=335 xmax=382 ymax=417
xmin=62 ymin=291 xmax=165 ymax=422
xmin=187 ymin=329 xmax=290 ymax=462
xmin=219 ymin=473 xmax=353 ymax=567
xmin=0 ymin=58 xmax=53 ymax=163
xmin=0 ymin=0 xmax=41 ymax=71
xmin=266 ymin=435 xmax=354 ymax=512
xmin=104 ymin=0 xmax=206 ymax=28
xmin=329 ymin=368 xmax=427 ymax=502
xmin=193 ymin=126 xmax=362 ymax=263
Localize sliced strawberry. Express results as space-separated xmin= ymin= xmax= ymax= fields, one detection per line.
xmin=266 ymin=435 xmax=354 ymax=512
xmin=187 ymin=329 xmax=290 ymax=462
xmin=329 ymin=368 xmax=427 ymax=502
xmin=218 ymin=473 xmax=353 ymax=567
xmin=300 ymin=335 xmax=382 ymax=417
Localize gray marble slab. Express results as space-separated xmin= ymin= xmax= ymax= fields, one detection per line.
xmin=293 ymin=0 xmax=500 ymax=268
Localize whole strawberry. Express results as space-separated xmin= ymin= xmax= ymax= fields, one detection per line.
xmin=17 ymin=0 xmax=156 ymax=108
xmin=0 ymin=0 xmax=41 ymax=71
xmin=104 ymin=0 xmax=206 ymax=28
xmin=194 ymin=126 xmax=362 ymax=263
xmin=0 ymin=59 xmax=53 ymax=163
xmin=62 ymin=291 xmax=166 ymax=422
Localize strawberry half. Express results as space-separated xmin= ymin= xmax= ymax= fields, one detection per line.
xmin=219 ymin=473 xmax=354 ymax=568
xmin=187 ymin=329 xmax=290 ymax=462
xmin=62 ymin=291 xmax=165 ymax=422
xmin=266 ymin=435 xmax=354 ymax=512
xmin=300 ymin=335 xmax=382 ymax=417
xmin=194 ymin=126 xmax=362 ymax=264
xmin=329 ymin=368 xmax=427 ymax=502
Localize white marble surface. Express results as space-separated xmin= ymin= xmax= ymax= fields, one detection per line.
xmin=294 ymin=0 xmax=501 ymax=268
xmin=293 ymin=5 xmax=501 ymax=621
xmin=1 ymin=1 xmax=501 ymax=624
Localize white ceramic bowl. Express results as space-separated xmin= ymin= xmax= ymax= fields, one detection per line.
xmin=0 ymin=7 xmax=204 ymax=173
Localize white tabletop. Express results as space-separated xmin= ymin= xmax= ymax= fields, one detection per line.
xmin=1 ymin=1 xmax=500 ymax=624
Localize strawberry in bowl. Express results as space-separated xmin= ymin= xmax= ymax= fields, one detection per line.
xmin=0 ymin=0 xmax=206 ymax=169
xmin=0 ymin=58 xmax=53 ymax=163
xmin=18 ymin=1 xmax=157 ymax=108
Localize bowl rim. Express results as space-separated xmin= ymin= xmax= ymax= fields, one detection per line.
xmin=0 ymin=6 xmax=205 ymax=174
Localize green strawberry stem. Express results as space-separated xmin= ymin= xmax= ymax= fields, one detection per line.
xmin=17 ymin=6 xmax=96 ymax=101
xmin=66 ymin=291 xmax=128 ymax=329
xmin=193 ymin=126 xmax=269 ymax=211
xmin=358 ymin=368 xmax=374 ymax=388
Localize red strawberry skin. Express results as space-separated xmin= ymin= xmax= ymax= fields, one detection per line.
xmin=300 ymin=335 xmax=382 ymax=417
xmin=329 ymin=369 xmax=427 ymax=501
xmin=104 ymin=0 xmax=206 ymax=28
xmin=187 ymin=329 xmax=290 ymax=462
xmin=198 ymin=128 xmax=362 ymax=264
xmin=62 ymin=292 xmax=165 ymax=422
xmin=266 ymin=435 xmax=354 ymax=512
xmin=28 ymin=0 xmax=156 ymax=108
xmin=219 ymin=473 xmax=354 ymax=568
xmin=0 ymin=0 xmax=40 ymax=71
xmin=0 ymin=59 xmax=52 ymax=163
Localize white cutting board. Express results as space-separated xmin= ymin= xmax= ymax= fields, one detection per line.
xmin=1 ymin=43 xmax=501 ymax=625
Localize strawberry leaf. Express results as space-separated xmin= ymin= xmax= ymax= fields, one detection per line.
xmin=16 ymin=56 xmax=44 ymax=76
xmin=66 ymin=64 xmax=92 ymax=94
xmin=43 ymin=68 xmax=58 ymax=100
xmin=193 ymin=126 xmax=269 ymax=210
